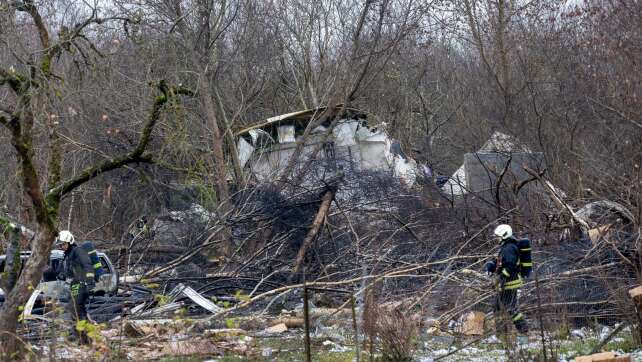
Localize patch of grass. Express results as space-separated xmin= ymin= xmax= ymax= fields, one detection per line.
xmin=605 ymin=332 xmax=639 ymax=353
xmin=315 ymin=351 xmax=358 ymax=362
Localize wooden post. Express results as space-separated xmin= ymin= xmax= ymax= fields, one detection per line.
xmin=303 ymin=275 xmax=312 ymax=362
xmin=351 ymin=295 xmax=360 ymax=362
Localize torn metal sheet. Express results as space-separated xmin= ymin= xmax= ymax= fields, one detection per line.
xmin=332 ymin=120 xmax=358 ymax=147
xmin=21 ymin=289 xmax=41 ymax=320
xmin=237 ymin=137 xmax=255 ymax=169
xmin=577 ymin=200 xmax=635 ymax=227
xmin=130 ymin=302 xmax=147 ymax=315
xmin=145 ymin=283 xmax=221 ymax=315
xmin=181 ymin=285 xmax=222 ymax=314
xmin=442 ymin=165 xmax=467 ymax=196
xmin=236 ymin=106 xmax=419 ymax=187
xmin=139 ymin=301 xmax=184 ymax=317
xmin=167 ymin=283 xmax=187 ymax=303
xmin=394 ymin=155 xmax=418 ymax=186
xmin=248 ymin=129 xmax=273 ymax=146
xmin=441 ymin=131 xmax=547 ymax=198
xmin=277 ymin=125 xmax=296 ymax=143
xmin=479 ymin=131 xmax=532 ymax=153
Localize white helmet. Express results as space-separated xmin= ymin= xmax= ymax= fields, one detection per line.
xmin=494 ymin=224 xmax=512 ymax=240
xmin=56 ymin=230 xmax=76 ymax=245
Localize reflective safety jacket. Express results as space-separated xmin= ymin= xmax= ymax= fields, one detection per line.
xmin=497 ymin=238 xmax=522 ymax=290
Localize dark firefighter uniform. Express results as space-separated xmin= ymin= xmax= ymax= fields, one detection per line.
xmin=485 ymin=237 xmax=528 ymax=334
xmin=57 ymin=244 xmax=95 ymax=343
xmin=81 ymin=241 xmax=104 ymax=282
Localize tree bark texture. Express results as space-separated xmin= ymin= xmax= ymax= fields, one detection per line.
xmin=291 ymin=185 xmax=337 ymax=279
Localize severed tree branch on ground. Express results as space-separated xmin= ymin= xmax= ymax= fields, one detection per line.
xmin=290 ymin=180 xmax=340 ymax=281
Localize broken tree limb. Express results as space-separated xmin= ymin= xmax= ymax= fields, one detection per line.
xmin=290 ymin=184 xmax=338 ymax=280
xmin=523 ymin=165 xmax=590 ymax=232
xmin=135 ymin=227 xmax=225 ymax=281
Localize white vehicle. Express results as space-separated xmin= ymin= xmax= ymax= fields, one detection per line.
xmin=0 ymin=249 xmax=119 ymax=302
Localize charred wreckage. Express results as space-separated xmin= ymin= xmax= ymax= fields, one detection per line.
xmin=0 ymin=105 xmax=639 ymax=348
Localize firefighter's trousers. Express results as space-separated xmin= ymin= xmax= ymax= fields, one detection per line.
xmin=68 ymin=282 xmax=90 ymax=344
xmin=494 ymin=288 xmax=528 ymax=334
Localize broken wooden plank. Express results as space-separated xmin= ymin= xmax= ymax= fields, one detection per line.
xmin=614 ymin=356 xmax=633 ymax=362
xmin=574 ymin=352 xmax=633 ymax=362
xmin=273 ymin=317 xmax=305 ymax=328
xmin=264 ymin=323 xmax=288 ymax=334
xmin=460 ymin=311 xmax=485 ymax=336
xmin=628 ymin=286 xmax=642 ymax=304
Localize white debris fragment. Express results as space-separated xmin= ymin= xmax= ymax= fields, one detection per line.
xmin=571 ymin=328 xmax=586 ymax=339
xmin=261 ymin=347 xmax=273 ymax=357
xmin=322 ymin=340 xmax=350 ymax=353
xmin=236 ymin=108 xmax=419 ymax=187
xmin=237 ymin=137 xmax=255 ymax=168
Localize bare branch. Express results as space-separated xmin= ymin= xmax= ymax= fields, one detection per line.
xmin=46 ymin=82 xmax=194 ymax=200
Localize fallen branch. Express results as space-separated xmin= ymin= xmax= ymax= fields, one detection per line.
xmin=290 ymin=183 xmax=339 ymax=280
xmin=524 ymin=165 xmax=590 ymax=232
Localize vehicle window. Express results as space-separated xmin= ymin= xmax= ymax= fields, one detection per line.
xmin=98 ymin=256 xmax=111 ymax=274
xmin=41 ymin=258 xmax=60 ymax=282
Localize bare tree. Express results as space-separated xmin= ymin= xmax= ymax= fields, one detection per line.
xmin=0 ymin=1 xmax=192 ymax=353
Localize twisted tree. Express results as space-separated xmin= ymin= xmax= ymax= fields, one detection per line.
xmin=0 ymin=1 xmax=192 ymax=355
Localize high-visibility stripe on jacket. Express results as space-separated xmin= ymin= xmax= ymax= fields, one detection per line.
xmin=81 ymin=241 xmax=104 ymax=282
xmin=517 ymin=238 xmax=532 ymax=278
xmin=498 ymin=238 xmax=522 ymax=290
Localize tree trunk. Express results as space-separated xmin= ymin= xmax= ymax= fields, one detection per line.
xmin=0 ymin=230 xmax=56 ymax=356
xmin=0 ymin=228 xmax=21 ymax=293
xmin=199 ymin=75 xmax=233 ymax=256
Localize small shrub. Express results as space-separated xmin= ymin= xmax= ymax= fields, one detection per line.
xmin=369 ymin=307 xmax=419 ymax=362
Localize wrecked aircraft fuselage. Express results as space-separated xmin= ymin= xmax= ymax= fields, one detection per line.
xmin=236 ymin=106 xmax=418 ymax=187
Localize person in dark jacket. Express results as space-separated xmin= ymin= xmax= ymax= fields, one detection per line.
xmin=55 ymin=230 xmax=95 ymax=345
xmin=485 ymin=224 xmax=528 ymax=338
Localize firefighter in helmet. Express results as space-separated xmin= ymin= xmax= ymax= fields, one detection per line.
xmin=55 ymin=230 xmax=95 ymax=344
xmin=485 ymin=224 xmax=529 ymax=339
